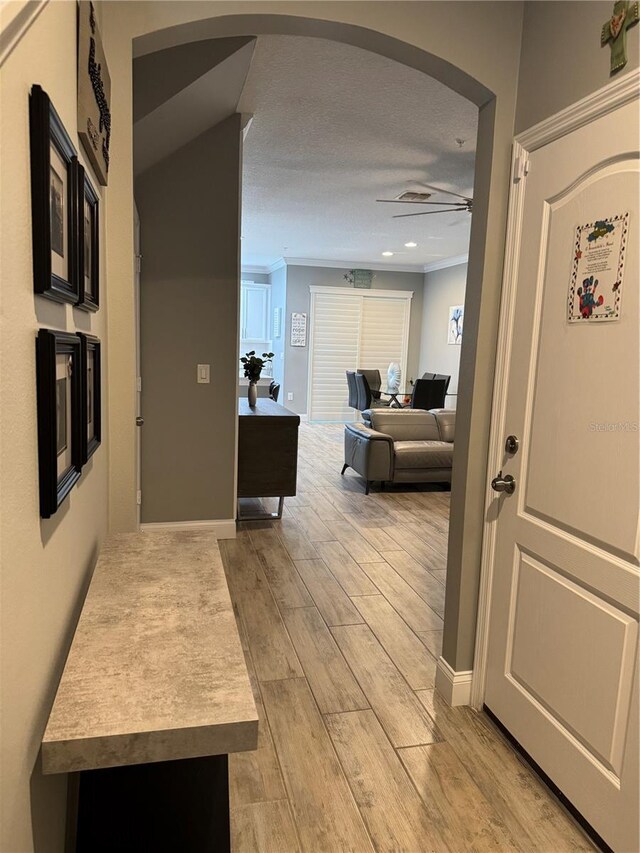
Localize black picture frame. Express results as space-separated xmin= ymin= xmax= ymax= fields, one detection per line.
xmin=78 ymin=168 xmax=100 ymax=311
xmin=29 ymin=84 xmax=80 ymax=304
xmin=36 ymin=330 xmax=83 ymax=518
xmin=79 ymin=334 xmax=101 ymax=461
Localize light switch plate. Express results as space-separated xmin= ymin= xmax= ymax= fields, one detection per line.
xmin=197 ymin=364 xmax=210 ymax=384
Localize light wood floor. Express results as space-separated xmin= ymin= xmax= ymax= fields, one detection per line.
xmin=221 ymin=422 xmax=594 ymax=853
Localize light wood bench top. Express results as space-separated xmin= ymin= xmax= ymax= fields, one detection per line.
xmin=42 ymin=531 xmax=258 ymax=774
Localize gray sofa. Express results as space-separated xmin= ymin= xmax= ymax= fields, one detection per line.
xmin=342 ymin=408 xmax=455 ymax=493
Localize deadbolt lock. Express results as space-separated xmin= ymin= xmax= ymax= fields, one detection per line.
xmin=505 ymin=435 xmax=519 ymax=454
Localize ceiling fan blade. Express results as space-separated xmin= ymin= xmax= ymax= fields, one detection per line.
xmin=392 ymin=207 xmax=468 ymax=219
xmin=376 ymin=199 xmax=467 ymax=206
xmin=414 ymin=182 xmax=472 ymax=202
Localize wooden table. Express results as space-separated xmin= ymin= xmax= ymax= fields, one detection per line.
xmin=42 ymin=531 xmax=258 ymax=852
xmin=237 ymin=397 xmax=300 ymax=520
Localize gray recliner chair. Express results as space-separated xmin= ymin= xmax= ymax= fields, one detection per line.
xmin=341 ymin=408 xmax=455 ymax=494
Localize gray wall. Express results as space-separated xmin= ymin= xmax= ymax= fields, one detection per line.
xmin=269 ymin=265 xmax=287 ymax=387
xmin=137 ymin=114 xmax=242 ymax=523
xmin=419 ymin=263 xmax=468 ymax=406
xmin=284 ymin=265 xmax=424 ymax=414
xmin=516 ymin=1 xmax=640 ymax=132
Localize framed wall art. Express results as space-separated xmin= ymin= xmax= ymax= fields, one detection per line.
xmin=78 ymin=168 xmax=100 ymax=310
xmin=78 ymin=0 xmax=111 ymax=185
xmin=79 ymin=334 xmax=101 ymax=461
xmin=29 ymin=84 xmax=80 ymax=304
xmin=448 ymin=305 xmax=464 ymax=345
xmin=36 ymin=330 xmax=83 ymax=518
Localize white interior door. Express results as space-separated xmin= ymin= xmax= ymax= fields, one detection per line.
xmin=484 ymin=94 xmax=639 ymax=851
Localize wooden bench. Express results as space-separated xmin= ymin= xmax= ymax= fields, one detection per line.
xmin=42 ymin=531 xmax=258 ymax=851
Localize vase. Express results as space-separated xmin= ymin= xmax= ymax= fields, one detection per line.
xmin=387 ymin=362 xmax=401 ymax=393
xmin=247 ymin=381 xmax=258 ymax=407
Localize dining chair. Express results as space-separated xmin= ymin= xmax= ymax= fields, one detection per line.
xmin=269 ymin=382 xmax=280 ymax=402
xmin=410 ymin=378 xmax=448 ymax=410
xmin=355 ymin=372 xmax=389 ymax=411
xmin=346 ymin=371 xmax=359 ymax=409
xmin=433 ymin=373 xmax=451 ymax=396
xmin=421 ymin=372 xmax=436 ymax=381
xmin=357 ymin=369 xmax=382 ymax=400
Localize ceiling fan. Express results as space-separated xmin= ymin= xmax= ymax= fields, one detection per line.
xmin=376 ymin=182 xmax=473 ymax=218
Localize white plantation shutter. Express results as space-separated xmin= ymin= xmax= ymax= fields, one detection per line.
xmin=359 ymin=296 xmax=409 ymax=385
xmin=308 ymin=288 xmax=412 ymax=423
xmin=308 ymin=292 xmax=361 ymax=422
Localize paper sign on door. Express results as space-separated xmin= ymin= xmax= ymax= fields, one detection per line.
xmin=567 ymin=212 xmax=628 ymax=322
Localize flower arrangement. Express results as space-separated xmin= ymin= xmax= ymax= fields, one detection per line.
xmin=241 ymin=351 xmax=274 ymax=383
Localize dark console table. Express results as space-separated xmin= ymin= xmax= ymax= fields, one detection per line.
xmin=237 ymin=398 xmax=300 ymax=520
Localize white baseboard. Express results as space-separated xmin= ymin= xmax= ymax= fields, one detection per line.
xmin=435 ymin=656 xmax=473 ymax=706
xmin=140 ymin=519 xmax=236 ymax=539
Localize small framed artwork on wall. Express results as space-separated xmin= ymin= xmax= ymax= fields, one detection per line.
xmin=79 ymin=334 xmax=101 ymax=461
xmin=36 ymin=330 xmax=83 ymax=518
xmin=29 ymin=84 xmax=80 ymax=304
xmin=78 ymin=168 xmax=100 ymax=310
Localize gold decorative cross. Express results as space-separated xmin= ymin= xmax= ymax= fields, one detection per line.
xmin=601 ymin=0 xmax=639 ymax=73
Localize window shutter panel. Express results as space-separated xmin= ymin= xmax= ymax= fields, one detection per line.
xmin=358 ymin=297 xmax=409 ymax=383
xmin=309 ymin=293 xmax=361 ymax=422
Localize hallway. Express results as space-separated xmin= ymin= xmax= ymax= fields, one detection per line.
xmin=221 ymin=423 xmax=593 ymax=852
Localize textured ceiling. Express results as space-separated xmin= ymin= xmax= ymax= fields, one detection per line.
xmin=238 ymin=35 xmax=478 ymax=271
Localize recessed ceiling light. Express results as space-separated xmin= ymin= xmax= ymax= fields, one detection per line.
xmin=382 ymin=251 xmax=394 ymax=257
xmin=404 ymin=241 xmax=418 ymax=248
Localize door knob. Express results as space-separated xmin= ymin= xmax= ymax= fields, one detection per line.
xmin=491 ymin=471 xmax=516 ymax=495
xmin=136 ymin=416 xmax=144 ymax=426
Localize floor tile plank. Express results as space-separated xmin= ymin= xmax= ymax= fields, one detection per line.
xmin=231 ymin=800 xmax=301 ymax=853
xmin=342 ymin=513 xmax=399 ymax=551
xmin=275 ymin=517 xmax=319 ymax=561
xmin=326 ymin=709 xmax=448 ymax=852
xmin=398 ymin=741 xmax=523 ymax=852
xmin=295 ymin=559 xmax=364 ymax=626
xmin=415 ymin=690 xmax=594 ymax=851
xmin=359 ymin=561 xmax=443 ymax=633
xmin=315 ymin=541 xmax=378 ymax=596
xmin=330 ymin=519 xmax=382 ymax=563
xmin=288 ymin=506 xmax=336 ymax=542
xmin=417 ymin=629 xmax=444 ymax=660
xmin=332 ymin=624 xmax=442 ymax=748
xmin=221 ymin=536 xmax=303 ymax=682
xmin=249 ymin=527 xmax=314 ymax=609
xmin=351 ymin=594 xmax=437 ymax=689
xmin=261 ymin=678 xmax=374 ymax=853
xmin=283 ymin=607 xmax=369 ymax=714
xmin=380 ymin=549 xmax=446 ymax=617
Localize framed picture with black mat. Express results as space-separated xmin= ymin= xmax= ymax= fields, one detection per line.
xmin=36 ymin=330 xmax=83 ymax=518
xmin=78 ymin=168 xmax=99 ymax=311
xmin=29 ymin=84 xmax=80 ymax=304
xmin=79 ymin=334 xmax=101 ymax=461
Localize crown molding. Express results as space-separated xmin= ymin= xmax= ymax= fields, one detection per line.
xmin=0 ymin=0 xmax=48 ymax=66
xmin=423 ymin=253 xmax=469 ymax=273
xmin=243 ymin=254 xmax=471 ymax=276
xmin=268 ymin=257 xmax=287 ymax=273
xmin=282 ymin=256 xmax=425 ymax=274
xmin=241 ymin=257 xmax=287 ymax=275
xmin=241 ymin=264 xmax=271 ymax=275
xmin=517 ymin=67 xmax=640 ymax=152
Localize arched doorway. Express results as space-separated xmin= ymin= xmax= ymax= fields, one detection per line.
xmin=107 ymin=5 xmax=513 ymax=693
